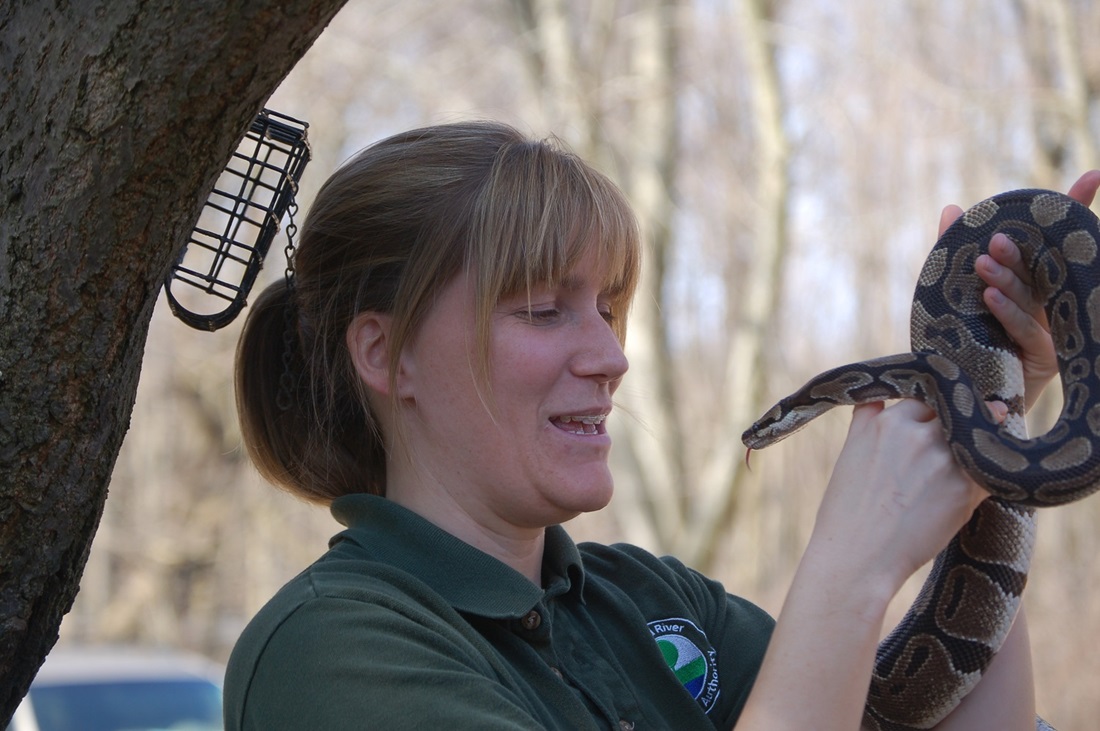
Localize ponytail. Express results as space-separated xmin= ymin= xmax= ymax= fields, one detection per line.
xmin=235 ymin=279 xmax=384 ymax=503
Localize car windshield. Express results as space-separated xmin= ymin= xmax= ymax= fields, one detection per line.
xmin=25 ymin=679 xmax=221 ymax=731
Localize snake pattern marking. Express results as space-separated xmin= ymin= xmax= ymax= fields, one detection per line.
xmin=742 ymin=189 xmax=1100 ymax=731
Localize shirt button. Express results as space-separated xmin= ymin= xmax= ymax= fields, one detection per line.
xmin=520 ymin=610 xmax=542 ymax=630
xmin=618 ymin=721 xmax=635 ymax=731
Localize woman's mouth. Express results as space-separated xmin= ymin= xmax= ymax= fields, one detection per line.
xmin=551 ymin=414 xmax=607 ymax=435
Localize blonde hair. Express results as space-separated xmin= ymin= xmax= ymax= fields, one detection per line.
xmin=235 ymin=121 xmax=640 ymax=504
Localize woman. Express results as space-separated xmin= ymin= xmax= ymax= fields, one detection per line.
xmin=223 ymin=120 xmax=1100 ymax=730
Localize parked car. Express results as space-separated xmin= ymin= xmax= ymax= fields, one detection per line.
xmin=6 ymin=645 xmax=223 ymax=731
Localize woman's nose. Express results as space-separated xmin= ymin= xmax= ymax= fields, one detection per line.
xmin=573 ymin=311 xmax=629 ymax=383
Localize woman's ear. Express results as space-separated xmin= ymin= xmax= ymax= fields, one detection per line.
xmin=346 ymin=312 xmax=395 ymax=396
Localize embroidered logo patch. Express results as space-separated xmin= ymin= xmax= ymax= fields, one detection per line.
xmin=647 ymin=617 xmax=720 ymax=713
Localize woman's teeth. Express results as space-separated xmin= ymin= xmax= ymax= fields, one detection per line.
xmin=554 ymin=415 xmax=605 ymax=435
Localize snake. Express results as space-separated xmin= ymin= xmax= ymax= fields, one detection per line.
xmin=741 ymin=189 xmax=1100 ymax=730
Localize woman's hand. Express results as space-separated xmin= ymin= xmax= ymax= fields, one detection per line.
xmin=945 ymin=170 xmax=1100 ymax=411
xmin=812 ymin=399 xmax=987 ymax=597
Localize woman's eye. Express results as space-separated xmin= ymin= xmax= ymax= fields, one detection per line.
xmin=599 ymin=308 xmax=616 ymax=325
xmin=521 ymin=308 xmax=560 ymax=323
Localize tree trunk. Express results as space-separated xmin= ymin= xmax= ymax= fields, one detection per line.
xmin=0 ymin=0 xmax=346 ymax=717
xmin=611 ymin=0 xmax=685 ymax=549
xmin=684 ymin=0 xmax=790 ymax=568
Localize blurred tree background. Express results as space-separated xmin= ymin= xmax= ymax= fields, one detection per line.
xmin=57 ymin=0 xmax=1099 ymax=726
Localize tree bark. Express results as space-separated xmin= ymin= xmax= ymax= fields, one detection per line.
xmin=0 ymin=0 xmax=346 ymax=717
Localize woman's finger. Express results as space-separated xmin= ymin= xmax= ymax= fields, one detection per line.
xmin=938 ymin=204 xmax=964 ymax=237
xmin=1066 ymin=169 xmax=1100 ymax=206
xmin=883 ymin=398 xmax=937 ymax=423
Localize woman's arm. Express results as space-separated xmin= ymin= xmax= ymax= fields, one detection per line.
xmin=734 ymin=398 xmax=988 ymax=731
xmin=932 ymin=610 xmax=1035 ymax=731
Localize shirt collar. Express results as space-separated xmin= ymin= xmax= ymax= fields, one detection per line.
xmin=329 ymin=493 xmax=585 ymax=619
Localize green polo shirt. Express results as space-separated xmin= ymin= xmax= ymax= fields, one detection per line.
xmin=224 ymin=494 xmax=773 ymax=730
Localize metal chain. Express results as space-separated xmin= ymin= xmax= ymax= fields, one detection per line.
xmin=276 ymin=200 xmax=300 ymax=412
xmin=283 ymin=199 xmax=299 ymax=287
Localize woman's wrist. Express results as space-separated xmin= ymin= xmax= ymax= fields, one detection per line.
xmin=796 ymin=533 xmax=900 ymax=626
xmin=736 ymin=544 xmax=894 ymax=731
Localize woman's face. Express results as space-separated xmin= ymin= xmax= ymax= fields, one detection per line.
xmin=391 ymin=247 xmax=630 ymax=532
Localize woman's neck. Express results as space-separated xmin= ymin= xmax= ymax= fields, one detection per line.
xmin=386 ymin=476 xmax=547 ymax=585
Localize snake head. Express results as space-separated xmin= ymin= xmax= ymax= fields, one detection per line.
xmin=742 ymin=399 xmax=839 ymax=450
xmin=741 ymin=404 xmax=787 ymax=449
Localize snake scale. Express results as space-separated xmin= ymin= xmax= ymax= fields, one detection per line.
xmin=742 ymin=189 xmax=1100 ymax=730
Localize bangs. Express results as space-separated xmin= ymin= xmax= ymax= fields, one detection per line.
xmin=468 ymin=138 xmax=641 ymax=343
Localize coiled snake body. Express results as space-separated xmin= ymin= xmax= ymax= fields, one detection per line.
xmin=742 ymin=190 xmax=1100 ymax=730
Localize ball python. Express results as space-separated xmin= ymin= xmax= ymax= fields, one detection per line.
xmin=742 ymin=189 xmax=1100 ymax=730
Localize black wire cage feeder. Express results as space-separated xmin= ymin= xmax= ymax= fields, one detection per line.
xmin=165 ymin=108 xmax=311 ymax=331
